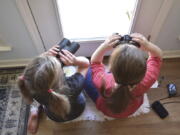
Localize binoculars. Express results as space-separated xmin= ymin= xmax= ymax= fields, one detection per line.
xmin=115 ymin=34 xmax=140 ymax=48
xmin=56 ymin=38 xmax=80 ymax=58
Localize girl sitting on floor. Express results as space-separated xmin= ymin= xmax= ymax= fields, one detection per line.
xmin=18 ymin=45 xmax=89 ymax=134
xmin=84 ymin=33 xmax=162 ymax=118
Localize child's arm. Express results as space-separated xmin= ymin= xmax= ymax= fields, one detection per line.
xmin=146 ymin=42 xmax=163 ymax=58
xmin=59 ymin=50 xmax=89 ymax=76
xmin=43 ymin=45 xmax=89 ymax=67
xmin=40 ymin=45 xmax=59 ymax=57
xmin=75 ymin=56 xmax=90 ymax=76
xmin=131 ymin=33 xmax=163 ymax=96
xmin=91 ymin=34 xmax=120 ymax=63
xmin=42 ymin=45 xmax=89 ymax=76
xmin=131 ymin=33 xmax=163 ymax=58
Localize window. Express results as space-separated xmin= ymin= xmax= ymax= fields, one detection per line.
xmin=56 ymin=0 xmax=138 ymax=41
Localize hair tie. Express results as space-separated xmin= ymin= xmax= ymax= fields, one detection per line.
xmin=117 ymin=83 xmax=128 ymax=87
xmin=19 ymin=75 xmax=25 ymax=80
xmin=48 ymin=89 xmax=54 ymax=93
xmin=122 ymin=84 xmax=128 ymax=87
xmin=128 ymin=85 xmax=136 ymax=92
xmin=116 ymin=83 xmax=136 ymax=92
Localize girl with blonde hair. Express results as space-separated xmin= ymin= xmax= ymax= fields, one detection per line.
xmin=18 ymin=46 xmax=89 ymax=133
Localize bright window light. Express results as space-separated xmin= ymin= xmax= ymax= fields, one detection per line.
xmin=56 ymin=0 xmax=138 ymax=40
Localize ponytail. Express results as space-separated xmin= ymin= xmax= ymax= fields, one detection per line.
xmin=101 ymin=80 xmax=133 ymax=113
xmin=48 ymin=87 xmax=70 ymax=120
xmin=18 ymin=75 xmax=70 ymax=120
xmin=17 ymin=55 xmax=71 ymax=120
xmin=17 ymin=77 xmax=33 ymax=104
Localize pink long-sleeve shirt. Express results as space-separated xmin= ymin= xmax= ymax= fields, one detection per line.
xmin=91 ymin=56 xmax=162 ymax=118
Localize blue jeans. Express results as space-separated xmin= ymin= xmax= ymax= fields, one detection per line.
xmin=84 ymin=68 xmax=100 ymax=102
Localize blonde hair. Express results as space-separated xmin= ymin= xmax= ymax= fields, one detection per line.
xmin=101 ymin=44 xmax=146 ymax=113
xmin=17 ymin=55 xmax=70 ymax=119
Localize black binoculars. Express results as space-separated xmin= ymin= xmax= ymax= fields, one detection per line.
xmin=56 ymin=38 xmax=80 ymax=58
xmin=115 ymin=34 xmax=140 ymax=48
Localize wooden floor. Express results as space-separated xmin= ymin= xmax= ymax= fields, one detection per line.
xmin=28 ymin=58 xmax=180 ymax=135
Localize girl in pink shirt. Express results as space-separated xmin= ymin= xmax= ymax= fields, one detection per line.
xmin=84 ymin=33 xmax=162 ymax=118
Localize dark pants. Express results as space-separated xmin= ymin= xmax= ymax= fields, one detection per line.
xmin=44 ymin=92 xmax=86 ymax=122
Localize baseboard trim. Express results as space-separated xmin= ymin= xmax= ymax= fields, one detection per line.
xmin=0 ymin=58 xmax=32 ymax=68
xmin=163 ymin=50 xmax=180 ymax=59
xmin=0 ymin=45 xmax=12 ymax=52
xmin=0 ymin=50 xmax=179 ymax=68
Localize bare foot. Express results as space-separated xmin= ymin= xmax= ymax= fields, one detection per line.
xmin=28 ymin=106 xmax=43 ymax=134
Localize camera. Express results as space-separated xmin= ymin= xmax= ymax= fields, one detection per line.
xmin=115 ymin=34 xmax=140 ymax=48
xmin=56 ymin=38 xmax=80 ymax=58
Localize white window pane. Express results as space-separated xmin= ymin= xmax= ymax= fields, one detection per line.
xmin=57 ymin=0 xmax=137 ymax=40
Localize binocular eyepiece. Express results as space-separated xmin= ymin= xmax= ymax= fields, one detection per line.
xmin=115 ymin=34 xmax=140 ymax=48
xmin=56 ymin=38 xmax=80 ymax=58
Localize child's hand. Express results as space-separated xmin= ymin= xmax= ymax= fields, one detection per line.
xmin=45 ymin=45 xmax=59 ymax=56
xmin=101 ymin=34 xmax=121 ymax=51
xmin=131 ymin=33 xmax=163 ymax=58
xmin=59 ymin=49 xmax=77 ymax=66
xmin=131 ymin=33 xmax=150 ymax=51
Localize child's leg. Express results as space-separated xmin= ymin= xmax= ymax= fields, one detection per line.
xmin=66 ymin=92 xmax=86 ymax=121
xmin=28 ymin=103 xmax=43 ymax=134
xmin=84 ymin=68 xmax=99 ymax=102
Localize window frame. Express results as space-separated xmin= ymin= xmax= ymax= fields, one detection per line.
xmin=53 ymin=0 xmax=142 ymax=56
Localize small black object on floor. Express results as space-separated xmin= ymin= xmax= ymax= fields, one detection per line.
xmin=151 ymin=101 xmax=169 ymax=119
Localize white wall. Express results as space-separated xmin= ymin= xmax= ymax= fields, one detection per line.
xmin=156 ymin=0 xmax=180 ymax=50
xmin=28 ymin=0 xmax=63 ymax=50
xmin=0 ymin=0 xmax=39 ymax=61
xmin=133 ymin=0 xmax=180 ymax=51
xmin=132 ymin=0 xmax=164 ymax=38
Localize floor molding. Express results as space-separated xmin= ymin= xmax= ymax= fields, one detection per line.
xmin=0 ymin=50 xmax=179 ymax=68
xmin=0 ymin=46 xmax=12 ymax=52
xmin=163 ymin=50 xmax=180 ymax=59
xmin=0 ymin=58 xmax=32 ymax=68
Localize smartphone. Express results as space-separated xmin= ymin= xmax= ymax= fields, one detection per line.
xmin=151 ymin=101 xmax=169 ymax=119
